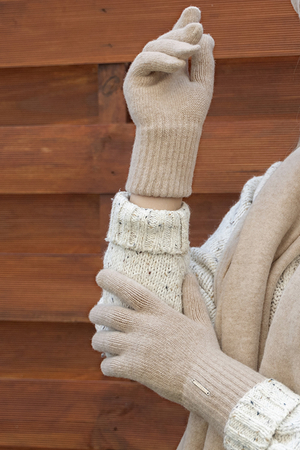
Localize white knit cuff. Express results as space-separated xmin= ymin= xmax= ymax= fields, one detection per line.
xmin=106 ymin=191 xmax=190 ymax=255
xmin=224 ymin=378 xmax=300 ymax=450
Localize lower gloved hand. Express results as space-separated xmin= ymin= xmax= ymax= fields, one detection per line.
xmin=89 ymin=269 xmax=265 ymax=436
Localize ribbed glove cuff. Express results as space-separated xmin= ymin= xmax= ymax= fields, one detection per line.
xmin=126 ymin=121 xmax=202 ymax=198
xmin=182 ymin=351 xmax=265 ymax=436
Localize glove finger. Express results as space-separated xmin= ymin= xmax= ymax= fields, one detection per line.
xmin=182 ymin=273 xmax=211 ymax=327
xmin=190 ymin=34 xmax=215 ymax=91
xmin=97 ymin=269 xmax=163 ymax=313
xmin=101 ymin=354 xmax=128 ymax=378
xmin=172 ymin=6 xmax=201 ymax=30
xmin=143 ymin=39 xmax=200 ymax=61
xmin=124 ymin=51 xmax=185 ymax=77
xmin=89 ymin=304 xmax=135 ymax=332
xmin=158 ymin=22 xmax=203 ymax=46
xmin=92 ymin=330 xmax=128 ymax=355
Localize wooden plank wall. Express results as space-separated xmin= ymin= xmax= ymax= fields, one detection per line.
xmin=0 ymin=1 xmax=299 ymax=449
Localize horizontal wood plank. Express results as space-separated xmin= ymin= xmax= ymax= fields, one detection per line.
xmin=0 ymin=123 xmax=132 ymax=193
xmin=98 ymin=64 xmax=129 ymax=123
xmin=0 ymin=120 xmax=298 ymax=194
xmin=0 ymin=321 xmax=128 ymax=382
xmin=0 ymin=448 xmax=82 ymax=450
xmin=0 ymin=254 xmax=101 ymax=322
xmin=0 ymin=379 xmax=187 ymax=449
xmin=0 ymin=322 xmax=105 ymax=380
xmin=194 ymin=119 xmax=299 ymax=193
xmin=0 ymin=194 xmax=242 ymax=322
xmin=0 ymin=445 xmax=81 ymax=450
xmin=211 ymin=56 xmax=300 ymax=119
xmin=0 ymin=123 xmax=131 ymax=193
xmin=0 ymin=194 xmax=101 ymax=254
xmin=0 ymin=65 xmax=99 ymax=126
xmin=0 ymin=1 xmax=298 ymax=67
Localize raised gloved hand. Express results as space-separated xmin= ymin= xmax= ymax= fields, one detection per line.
xmin=89 ymin=269 xmax=265 ymax=436
xmin=124 ymin=6 xmax=215 ymax=198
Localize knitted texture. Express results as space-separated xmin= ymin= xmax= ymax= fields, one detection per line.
xmin=92 ymin=270 xmax=265 ymax=437
xmin=124 ymin=7 xmax=215 ymax=197
xmin=98 ymin=162 xmax=292 ymax=328
xmin=224 ymin=379 xmax=300 ymax=450
xmin=96 ymin=192 xmax=190 ymax=334
xmin=94 ymin=163 xmax=300 ymax=448
xmin=269 ymin=254 xmax=300 ymax=326
xmin=106 ymin=191 xmax=190 ymax=255
xmin=180 ymin=273 xmax=266 ymax=436
xmin=190 ymin=162 xmax=281 ymax=324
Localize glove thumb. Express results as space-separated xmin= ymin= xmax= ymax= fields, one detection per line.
xmin=182 ymin=273 xmax=211 ymax=327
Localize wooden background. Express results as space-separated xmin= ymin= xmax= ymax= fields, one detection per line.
xmin=0 ymin=1 xmax=300 ymax=449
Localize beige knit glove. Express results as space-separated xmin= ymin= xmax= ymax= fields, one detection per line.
xmin=90 ymin=269 xmax=265 ymax=436
xmin=124 ymin=6 xmax=215 ymax=198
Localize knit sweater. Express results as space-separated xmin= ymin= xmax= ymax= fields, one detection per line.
xmin=97 ymin=162 xmax=300 ymax=449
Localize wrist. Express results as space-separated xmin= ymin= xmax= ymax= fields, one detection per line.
xmin=130 ymin=194 xmax=182 ymax=211
xmin=126 ymin=122 xmax=202 ymax=198
xmin=107 ymin=192 xmax=190 ymax=255
xmin=182 ymin=350 xmax=265 ymax=436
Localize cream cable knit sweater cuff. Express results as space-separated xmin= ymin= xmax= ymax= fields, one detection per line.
xmin=106 ymin=191 xmax=190 ymax=254
xmin=97 ymin=192 xmax=191 ymax=316
xmin=224 ymin=378 xmax=300 ymax=450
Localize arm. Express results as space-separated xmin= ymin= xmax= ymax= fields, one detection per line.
xmin=96 ymin=5 xmax=214 ymax=324
xmin=98 ymin=191 xmax=190 ymax=318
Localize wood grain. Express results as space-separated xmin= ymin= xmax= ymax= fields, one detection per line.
xmin=98 ymin=64 xmax=129 ymax=123
xmin=0 ymin=1 xmax=298 ymax=67
xmin=0 ymin=120 xmax=298 ymax=194
xmin=210 ymin=57 xmax=300 ymax=119
xmin=0 ymin=254 xmax=101 ymax=322
xmin=0 ymin=194 xmax=101 ymax=254
xmin=0 ymin=123 xmax=132 ymax=193
xmin=0 ymin=445 xmax=81 ymax=450
xmin=0 ymin=65 xmax=99 ymax=126
xmin=0 ymin=379 xmax=188 ymax=449
xmin=0 ymin=322 xmax=104 ymax=380
xmin=0 ymin=448 xmax=83 ymax=450
xmin=194 ymin=119 xmax=299 ymax=193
